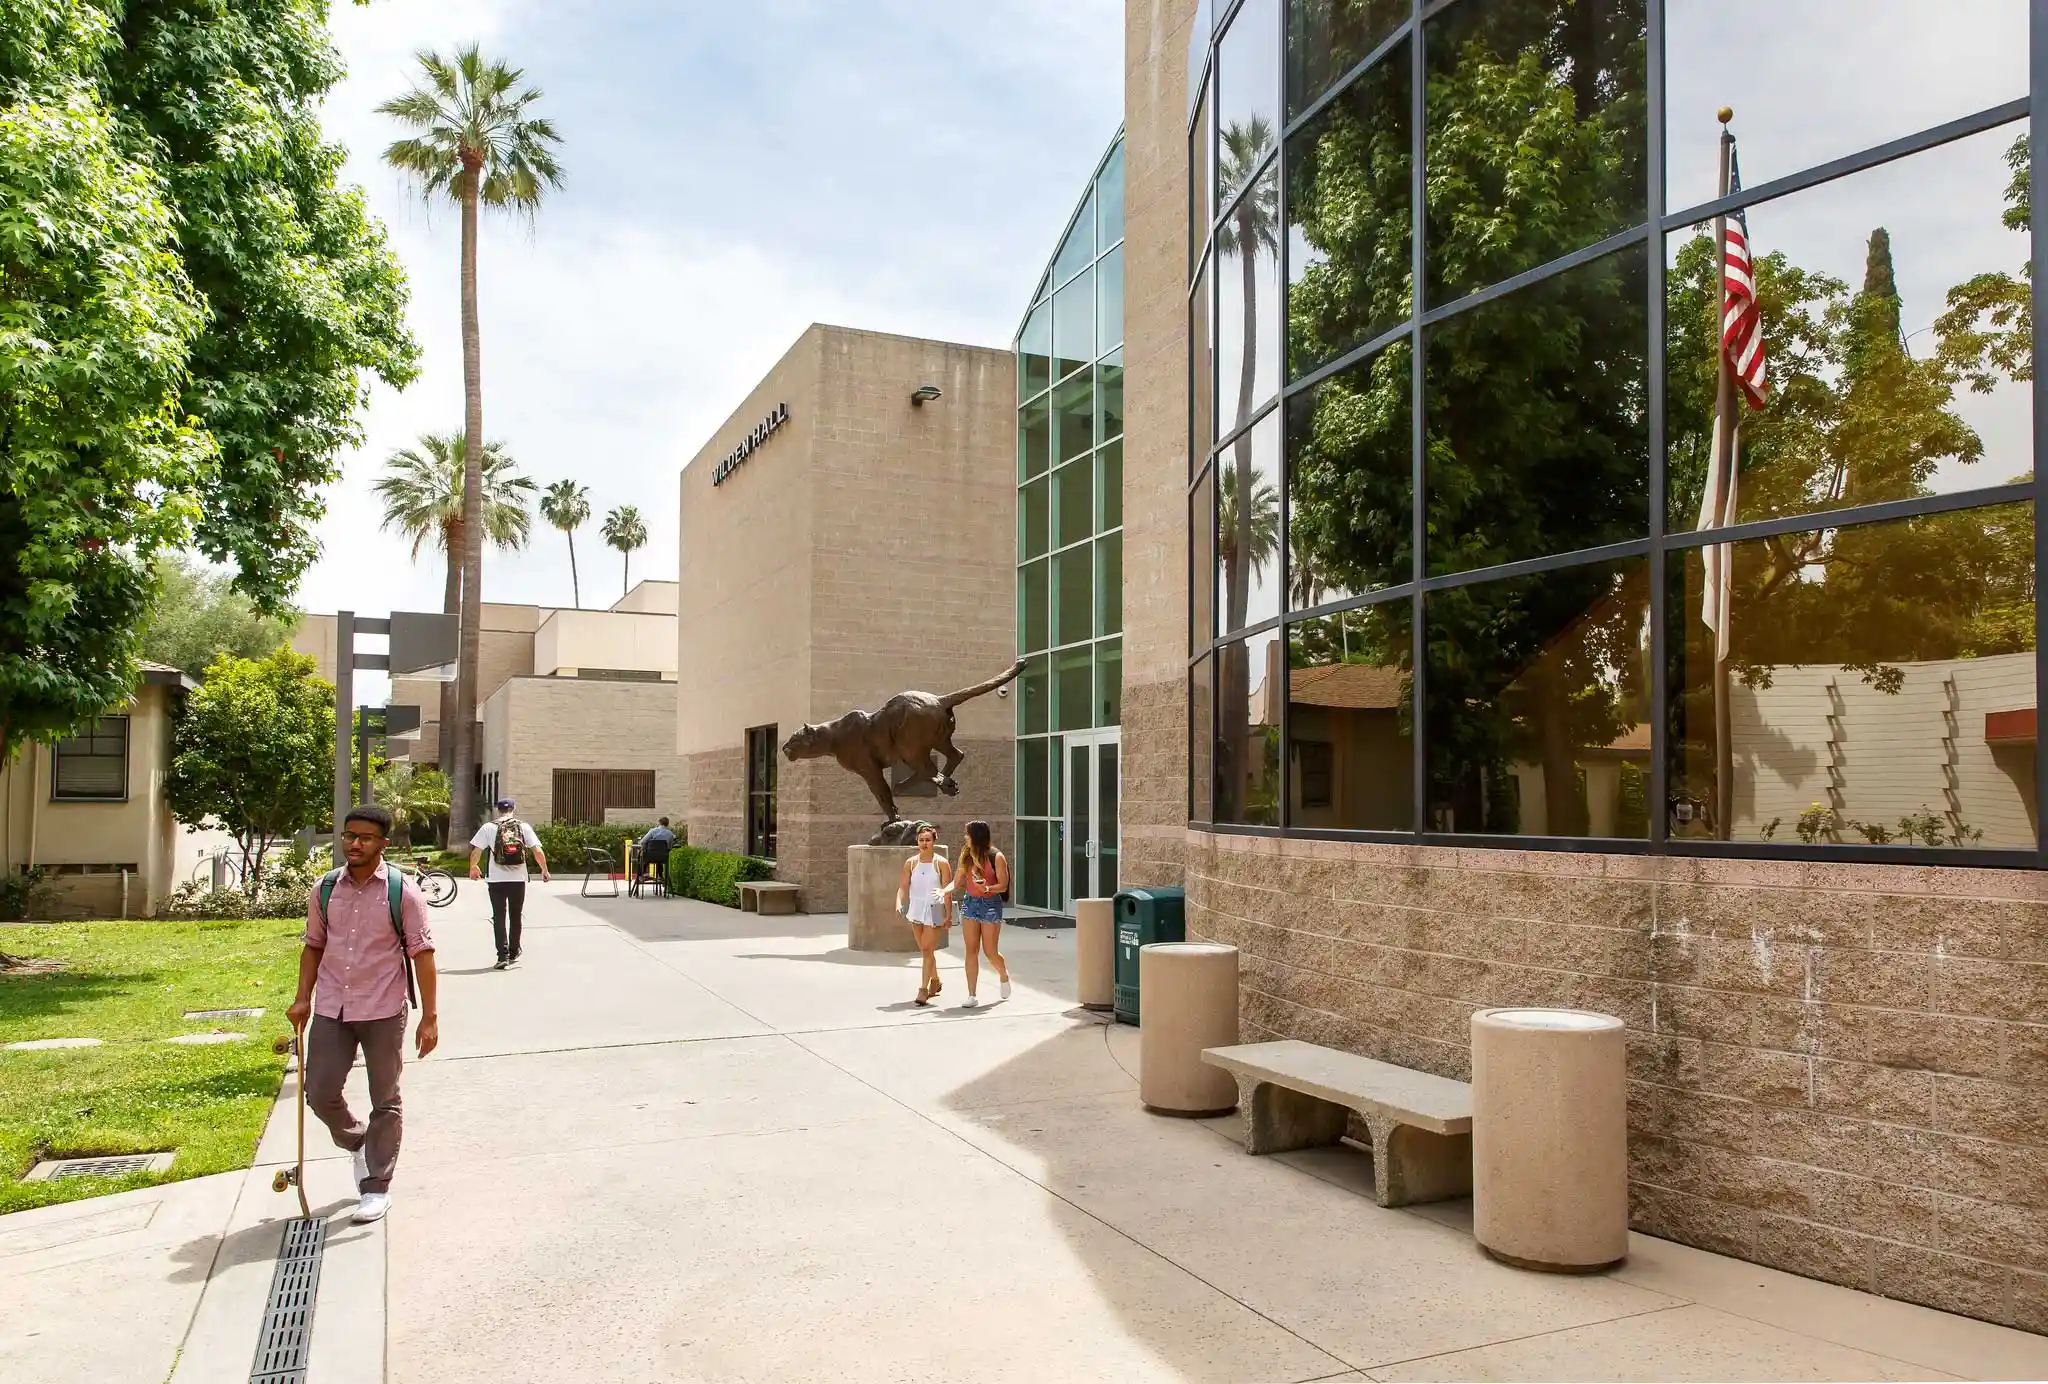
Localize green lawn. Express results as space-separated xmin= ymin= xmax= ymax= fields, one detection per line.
xmin=0 ymin=917 xmax=301 ymax=1214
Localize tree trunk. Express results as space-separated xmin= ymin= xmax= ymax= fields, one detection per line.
xmin=450 ymin=165 xmax=486 ymax=843
xmin=567 ymin=530 xmax=581 ymax=609
xmin=621 ymin=550 xmax=630 ymax=598
xmin=436 ymin=516 xmax=461 ymax=787
xmin=1531 ymin=660 xmax=1585 ymax=838
xmin=1220 ymin=207 xmax=1261 ymax=816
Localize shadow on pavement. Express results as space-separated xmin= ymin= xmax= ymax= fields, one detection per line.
xmin=564 ymin=892 xmax=848 ymax=945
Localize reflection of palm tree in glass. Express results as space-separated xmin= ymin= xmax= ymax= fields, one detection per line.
xmin=1217 ymin=118 xmax=1277 ymax=818
xmin=1217 ymin=466 xmax=1278 ymax=598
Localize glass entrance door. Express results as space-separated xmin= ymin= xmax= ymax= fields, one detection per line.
xmin=1062 ymin=728 xmax=1120 ymax=907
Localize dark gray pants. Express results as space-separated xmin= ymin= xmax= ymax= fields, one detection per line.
xmin=305 ymin=1012 xmax=405 ymax=1193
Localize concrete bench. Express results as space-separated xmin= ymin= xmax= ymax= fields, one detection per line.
xmin=1203 ymin=1039 xmax=1473 ymax=1208
xmin=739 ymin=881 xmax=801 ymax=915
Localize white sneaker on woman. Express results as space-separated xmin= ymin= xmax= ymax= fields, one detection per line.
xmin=963 ymin=994 xmax=979 ymax=1008
xmin=1000 ymin=978 xmax=1012 ymax=1000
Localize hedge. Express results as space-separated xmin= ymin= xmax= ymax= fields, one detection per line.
xmin=532 ymin=821 xmax=681 ymax=868
xmin=663 ymin=844 xmax=774 ymax=908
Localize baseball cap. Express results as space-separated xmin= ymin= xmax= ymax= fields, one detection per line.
xmin=496 ymin=798 xmax=516 ymax=811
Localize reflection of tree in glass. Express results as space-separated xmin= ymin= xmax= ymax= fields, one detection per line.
xmin=1938 ymin=135 xmax=2032 ymax=393
xmin=1217 ymin=466 xmax=1278 ymax=600
xmin=1215 ymin=117 xmax=1277 ymax=819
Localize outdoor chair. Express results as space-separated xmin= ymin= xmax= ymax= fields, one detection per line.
xmin=631 ymin=839 xmax=672 ymax=898
xmin=580 ymin=845 xmax=620 ymax=898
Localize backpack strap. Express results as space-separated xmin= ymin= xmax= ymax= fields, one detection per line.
xmin=318 ymin=869 xmax=341 ymax=925
xmin=386 ymin=870 xmax=417 ymax=1010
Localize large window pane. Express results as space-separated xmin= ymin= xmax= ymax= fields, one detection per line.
xmin=1217 ymin=161 xmax=1282 ymax=428
xmin=1666 ymin=123 xmax=2033 ymax=533
xmin=1287 ymin=36 xmax=1412 ymax=379
xmin=1191 ymin=261 xmax=1214 ymax=475
xmin=1054 ymin=373 xmax=1094 ymax=465
xmin=1097 ymin=354 xmax=1125 ymax=443
xmin=1426 ymin=558 xmax=1651 ymax=838
xmin=1100 ymin=439 xmax=1124 ymax=531
xmin=1054 ymin=268 xmax=1095 ymax=380
xmin=1055 ymin=189 xmax=1096 ymax=286
xmin=1020 ymin=558 xmax=1049 ymax=652
xmin=1021 ymin=476 xmax=1049 ymax=560
xmin=1218 ymin=0 xmax=1281 ymax=180
xmin=1098 ymin=532 xmax=1123 ymax=636
xmin=1056 ymin=544 xmax=1094 ymax=646
xmin=1216 ymin=409 xmax=1283 ymax=634
xmin=1055 ymin=645 xmax=1094 ymax=732
xmin=1423 ymin=0 xmax=1647 ymax=307
xmin=1097 ymin=246 xmax=1125 ymax=355
xmin=1426 ymin=246 xmax=1648 ymax=576
xmin=1665 ymin=1 xmax=2027 ymax=213
xmin=1055 ymin=453 xmax=1094 ymax=549
xmin=1287 ymin=0 xmax=1409 ymax=117
xmin=1669 ymin=504 xmax=2036 ymax=849
xmin=1020 ymin=393 xmax=1049 ymax=480
xmin=1097 ymin=143 xmax=1125 ymax=249
xmin=1191 ymin=654 xmax=1215 ymax=821
xmin=1287 ymin=339 xmax=1411 ymax=608
xmin=1018 ymin=737 xmax=1050 ymax=816
xmin=1288 ymin=602 xmax=1414 ymax=830
xmin=1192 ymin=465 xmax=1216 ymax=650
xmin=1019 ymin=300 xmax=1051 ymax=402
xmin=1217 ymin=629 xmax=1283 ymax=826
xmin=1098 ymin=638 xmax=1124 ymax=726
xmin=1018 ymin=819 xmax=1050 ymax=910
xmin=1019 ymin=654 xmax=1050 ymax=735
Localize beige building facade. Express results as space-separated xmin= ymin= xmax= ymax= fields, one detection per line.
xmin=0 ymin=665 xmax=195 ymax=918
xmin=678 ymin=325 xmax=1017 ymax=910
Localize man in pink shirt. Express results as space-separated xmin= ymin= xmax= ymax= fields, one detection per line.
xmin=286 ymin=804 xmax=439 ymax=1224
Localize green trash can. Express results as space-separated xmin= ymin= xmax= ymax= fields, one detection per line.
xmin=1113 ymin=886 xmax=1186 ymax=1025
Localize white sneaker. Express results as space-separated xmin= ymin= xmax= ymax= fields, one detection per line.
xmin=352 ymin=1192 xmax=390 ymax=1224
xmin=1000 ymin=979 xmax=1012 ymax=1000
xmin=963 ymin=994 xmax=979 ymax=1008
xmin=351 ymin=1145 xmax=369 ymax=1191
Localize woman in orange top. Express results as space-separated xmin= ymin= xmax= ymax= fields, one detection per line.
xmin=940 ymin=819 xmax=1010 ymax=1008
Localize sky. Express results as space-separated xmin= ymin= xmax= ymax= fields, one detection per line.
xmin=299 ymin=0 xmax=1125 ymax=647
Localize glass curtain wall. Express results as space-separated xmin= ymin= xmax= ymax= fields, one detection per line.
xmin=1189 ymin=0 xmax=2041 ymax=865
xmin=1017 ymin=136 xmax=1127 ymax=910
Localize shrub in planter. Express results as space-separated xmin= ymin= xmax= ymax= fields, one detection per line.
xmin=664 ymin=846 xmax=773 ymax=908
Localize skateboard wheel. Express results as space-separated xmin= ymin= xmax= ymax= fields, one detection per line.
xmin=272 ymin=1169 xmax=291 ymax=1192
xmin=272 ymin=1036 xmax=292 ymax=1055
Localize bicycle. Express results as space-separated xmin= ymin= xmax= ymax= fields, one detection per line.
xmin=394 ymin=860 xmax=458 ymax=909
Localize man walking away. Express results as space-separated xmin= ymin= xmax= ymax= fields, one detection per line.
xmin=469 ymin=798 xmax=549 ymax=969
xmin=287 ymin=804 xmax=438 ymax=1225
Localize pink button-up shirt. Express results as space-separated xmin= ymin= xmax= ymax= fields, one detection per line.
xmin=304 ymin=861 xmax=434 ymax=1022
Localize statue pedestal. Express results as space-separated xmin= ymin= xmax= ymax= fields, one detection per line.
xmin=847 ymin=844 xmax=935 ymax=952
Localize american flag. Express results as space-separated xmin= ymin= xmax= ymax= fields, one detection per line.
xmin=1720 ymin=150 xmax=1768 ymax=408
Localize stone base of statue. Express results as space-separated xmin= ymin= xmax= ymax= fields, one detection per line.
xmin=848 ymin=844 xmax=942 ymax=952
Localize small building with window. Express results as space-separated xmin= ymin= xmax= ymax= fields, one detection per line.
xmin=676 ymin=324 xmax=1017 ymax=911
xmin=0 ymin=663 xmax=197 ymax=918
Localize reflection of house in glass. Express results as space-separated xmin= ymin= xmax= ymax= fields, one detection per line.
xmin=1281 ymin=658 xmax=1409 ymax=831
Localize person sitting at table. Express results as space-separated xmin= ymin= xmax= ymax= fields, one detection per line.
xmin=635 ymin=818 xmax=677 ymax=886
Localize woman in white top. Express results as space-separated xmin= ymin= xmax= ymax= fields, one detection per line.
xmin=895 ymin=821 xmax=952 ymax=1007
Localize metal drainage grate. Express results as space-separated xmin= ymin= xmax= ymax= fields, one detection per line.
xmin=185 ymin=1007 xmax=266 ymax=1020
xmin=249 ymin=1216 xmax=325 ymax=1384
xmin=23 ymin=1152 xmax=175 ymax=1182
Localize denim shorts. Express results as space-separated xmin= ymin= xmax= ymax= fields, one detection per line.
xmin=958 ymin=894 xmax=1003 ymax=923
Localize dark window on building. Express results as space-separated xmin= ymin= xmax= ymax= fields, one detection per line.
xmin=552 ymin=769 xmax=656 ymax=824
xmin=1296 ymin=741 xmax=1335 ymax=809
xmin=746 ymin=725 xmax=778 ymax=860
xmin=53 ymin=716 xmax=129 ymax=801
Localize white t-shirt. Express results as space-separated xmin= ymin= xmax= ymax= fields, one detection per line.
xmin=471 ymin=818 xmax=543 ymax=883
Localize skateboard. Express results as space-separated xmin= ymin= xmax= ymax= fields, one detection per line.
xmin=270 ymin=1024 xmax=310 ymax=1217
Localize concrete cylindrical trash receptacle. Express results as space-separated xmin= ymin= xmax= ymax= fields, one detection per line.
xmin=1471 ymin=1007 xmax=1629 ymax=1273
xmin=1138 ymin=943 xmax=1239 ymax=1116
xmin=1075 ymin=898 xmax=1114 ymax=1011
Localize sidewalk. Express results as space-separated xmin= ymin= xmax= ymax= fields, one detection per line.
xmin=6 ymin=878 xmax=2048 ymax=1382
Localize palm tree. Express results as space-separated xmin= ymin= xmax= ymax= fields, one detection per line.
xmin=372 ymin=763 xmax=451 ymax=851
xmin=601 ymin=505 xmax=648 ymax=599
xmin=539 ymin=479 xmax=592 ymax=608
xmin=1216 ymin=116 xmax=1278 ymax=817
xmin=1217 ymin=467 xmax=1279 ymax=593
xmin=380 ymin=43 xmax=564 ymax=839
xmin=374 ymin=431 xmax=534 ymax=780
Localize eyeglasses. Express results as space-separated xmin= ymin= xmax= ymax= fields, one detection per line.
xmin=340 ymin=832 xmax=384 ymax=845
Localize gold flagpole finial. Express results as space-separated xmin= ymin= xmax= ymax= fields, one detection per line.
xmin=1717 ymin=106 xmax=1734 ymax=126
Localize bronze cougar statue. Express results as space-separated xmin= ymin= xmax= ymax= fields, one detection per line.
xmin=783 ymin=659 xmax=1026 ymax=829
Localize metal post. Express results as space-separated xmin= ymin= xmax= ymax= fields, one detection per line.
xmin=333 ymin=609 xmax=354 ymax=867
xmin=1711 ymin=125 xmax=1737 ymax=841
xmin=357 ymin=705 xmax=373 ymax=806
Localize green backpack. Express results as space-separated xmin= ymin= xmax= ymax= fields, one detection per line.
xmin=318 ymin=868 xmax=416 ymax=1009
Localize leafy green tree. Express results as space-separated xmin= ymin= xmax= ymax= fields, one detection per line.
xmin=540 ymin=479 xmax=592 ymax=609
xmin=601 ymin=505 xmax=648 ymax=598
xmin=1938 ymin=135 xmax=2032 ymax=393
xmin=373 ymin=761 xmax=450 ymax=850
xmin=141 ymin=555 xmax=302 ymax=678
xmin=0 ymin=0 xmax=212 ymax=767
xmin=380 ymin=44 xmax=564 ymax=839
xmin=374 ymin=431 xmax=529 ymax=774
xmin=166 ymin=647 xmax=333 ymax=894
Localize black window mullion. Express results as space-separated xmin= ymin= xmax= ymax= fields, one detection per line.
xmin=1662 ymin=484 xmax=2035 ymax=552
xmin=1409 ymin=0 xmax=1427 ymax=841
xmin=1275 ymin=0 xmax=1291 ymax=829
xmin=1646 ymin=0 xmax=1669 ymax=848
xmin=2034 ymin=0 xmax=2048 ymax=867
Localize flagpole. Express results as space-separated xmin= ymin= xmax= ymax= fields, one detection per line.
xmin=1711 ymin=108 xmax=1737 ymax=841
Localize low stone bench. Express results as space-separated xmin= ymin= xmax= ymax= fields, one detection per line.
xmin=1202 ymin=1039 xmax=1473 ymax=1208
xmin=739 ymin=881 xmax=801 ymax=915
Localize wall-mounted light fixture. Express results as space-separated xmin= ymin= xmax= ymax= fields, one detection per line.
xmin=910 ymin=384 xmax=943 ymax=406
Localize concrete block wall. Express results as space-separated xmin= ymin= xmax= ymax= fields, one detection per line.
xmin=484 ymin=677 xmax=688 ymax=825
xmin=1183 ymin=831 xmax=2048 ymax=1333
